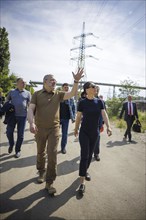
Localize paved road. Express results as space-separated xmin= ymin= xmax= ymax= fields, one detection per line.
xmin=0 ymin=120 xmax=145 ymax=220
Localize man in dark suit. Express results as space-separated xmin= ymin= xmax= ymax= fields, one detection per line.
xmin=119 ymin=94 xmax=139 ymax=142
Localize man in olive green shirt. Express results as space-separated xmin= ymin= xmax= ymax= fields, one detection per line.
xmin=27 ymin=68 xmax=83 ymax=195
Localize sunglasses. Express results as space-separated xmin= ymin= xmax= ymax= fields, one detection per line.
xmin=87 ymin=84 xmax=96 ymax=89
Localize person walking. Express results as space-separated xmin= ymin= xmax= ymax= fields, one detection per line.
xmin=119 ymin=94 xmax=139 ymax=142
xmin=6 ymin=78 xmax=31 ymax=158
xmin=0 ymin=91 xmax=5 ymax=119
xmin=74 ymin=81 xmax=112 ymax=194
xmin=27 ymin=68 xmax=84 ymax=195
xmin=60 ymin=83 xmax=76 ymax=154
xmin=93 ymin=91 xmax=106 ymax=161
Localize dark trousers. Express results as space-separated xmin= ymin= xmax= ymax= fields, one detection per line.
xmin=79 ymin=128 xmax=98 ymax=177
xmin=94 ymin=128 xmax=100 ymax=155
xmin=60 ymin=119 xmax=69 ymax=150
xmin=6 ymin=116 xmax=27 ymax=153
xmin=124 ymin=116 xmax=135 ymax=140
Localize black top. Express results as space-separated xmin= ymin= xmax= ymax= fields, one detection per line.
xmin=60 ymin=101 xmax=70 ymax=119
xmin=78 ymin=98 xmax=104 ymax=133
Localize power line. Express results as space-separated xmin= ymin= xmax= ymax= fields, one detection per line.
xmin=118 ymin=14 xmax=145 ymax=38
xmin=102 ymin=1 xmax=143 ymax=40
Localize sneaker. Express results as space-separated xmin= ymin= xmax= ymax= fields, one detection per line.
xmin=45 ymin=182 xmax=56 ymax=195
xmin=94 ymin=154 xmax=100 ymax=161
xmin=37 ymin=170 xmax=46 ymax=183
xmin=15 ymin=152 xmax=21 ymax=158
xmin=8 ymin=147 xmax=13 ymax=154
xmin=85 ymin=172 xmax=91 ymax=181
xmin=78 ymin=184 xmax=85 ymax=194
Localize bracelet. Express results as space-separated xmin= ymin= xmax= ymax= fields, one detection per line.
xmin=74 ymin=80 xmax=79 ymax=83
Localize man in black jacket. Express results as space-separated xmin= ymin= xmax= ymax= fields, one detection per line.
xmin=0 ymin=102 xmax=15 ymax=125
xmin=0 ymin=91 xmax=5 ymax=119
xmin=60 ymin=83 xmax=76 ymax=154
xmin=119 ymin=94 xmax=139 ymax=142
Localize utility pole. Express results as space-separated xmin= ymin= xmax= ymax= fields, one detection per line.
xmin=70 ymin=21 xmax=101 ymax=82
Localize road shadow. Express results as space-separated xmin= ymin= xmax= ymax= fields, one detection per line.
xmin=23 ymin=138 xmax=35 ymax=144
xmin=0 ymin=155 xmax=36 ymax=173
xmin=0 ymin=177 xmax=80 ymax=220
xmin=68 ymin=131 xmax=74 ymax=137
xmin=106 ymin=139 xmax=137 ymax=148
xmin=57 ymin=156 xmax=80 ymax=176
xmin=0 ymin=138 xmax=35 ymax=148
xmin=0 ymin=141 xmax=8 ymax=147
xmin=0 ymin=154 xmax=15 ymax=162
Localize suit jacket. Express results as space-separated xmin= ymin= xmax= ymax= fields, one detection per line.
xmin=119 ymin=102 xmax=138 ymax=121
xmin=0 ymin=101 xmax=15 ymax=125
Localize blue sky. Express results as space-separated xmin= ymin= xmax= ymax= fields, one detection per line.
xmin=1 ymin=0 xmax=145 ymax=97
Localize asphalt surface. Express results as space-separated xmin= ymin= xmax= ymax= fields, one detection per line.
xmin=0 ymin=120 xmax=145 ymax=220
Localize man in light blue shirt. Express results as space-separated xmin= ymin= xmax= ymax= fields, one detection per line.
xmin=6 ymin=78 xmax=31 ymax=158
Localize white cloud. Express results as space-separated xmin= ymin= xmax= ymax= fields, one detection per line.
xmin=1 ymin=0 xmax=145 ymax=97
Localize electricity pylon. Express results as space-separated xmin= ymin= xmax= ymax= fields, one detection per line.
xmin=70 ymin=21 xmax=101 ymax=82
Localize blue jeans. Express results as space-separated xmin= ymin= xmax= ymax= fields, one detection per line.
xmin=60 ymin=119 xmax=69 ymax=150
xmin=6 ymin=116 xmax=27 ymax=153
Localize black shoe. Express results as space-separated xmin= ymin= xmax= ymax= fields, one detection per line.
xmin=94 ymin=154 xmax=100 ymax=161
xmin=85 ymin=172 xmax=91 ymax=181
xmin=128 ymin=139 xmax=132 ymax=142
xmin=8 ymin=147 xmax=13 ymax=154
xmin=61 ymin=149 xmax=66 ymax=154
xmin=78 ymin=184 xmax=85 ymax=194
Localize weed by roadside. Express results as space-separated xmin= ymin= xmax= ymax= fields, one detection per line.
xmin=110 ymin=111 xmax=146 ymax=133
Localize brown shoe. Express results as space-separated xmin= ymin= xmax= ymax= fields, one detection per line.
xmin=45 ymin=182 xmax=56 ymax=195
xmin=37 ymin=170 xmax=46 ymax=183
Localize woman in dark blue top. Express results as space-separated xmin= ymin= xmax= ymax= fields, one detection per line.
xmin=74 ymin=81 xmax=112 ymax=194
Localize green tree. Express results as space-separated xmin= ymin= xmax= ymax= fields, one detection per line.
xmin=0 ymin=27 xmax=17 ymax=94
xmin=106 ymin=79 xmax=141 ymax=118
xmin=106 ymin=97 xmax=122 ymax=118
xmin=25 ymin=85 xmax=35 ymax=95
xmin=0 ymin=27 xmax=10 ymax=75
xmin=118 ymin=78 xmax=140 ymax=98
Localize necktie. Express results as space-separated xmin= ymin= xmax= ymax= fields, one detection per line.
xmin=129 ymin=103 xmax=132 ymax=115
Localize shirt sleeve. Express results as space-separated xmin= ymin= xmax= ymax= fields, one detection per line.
xmin=30 ymin=92 xmax=37 ymax=105
xmin=100 ymin=100 xmax=105 ymax=110
xmin=77 ymin=100 xmax=83 ymax=112
xmin=28 ymin=91 xmax=31 ymax=102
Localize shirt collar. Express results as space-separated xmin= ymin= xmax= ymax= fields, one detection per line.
xmin=41 ymin=88 xmax=55 ymax=94
xmin=16 ymin=88 xmax=25 ymax=92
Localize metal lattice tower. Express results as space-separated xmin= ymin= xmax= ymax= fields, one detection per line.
xmin=70 ymin=22 xmax=100 ymax=82
xmin=77 ymin=22 xmax=86 ymax=70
